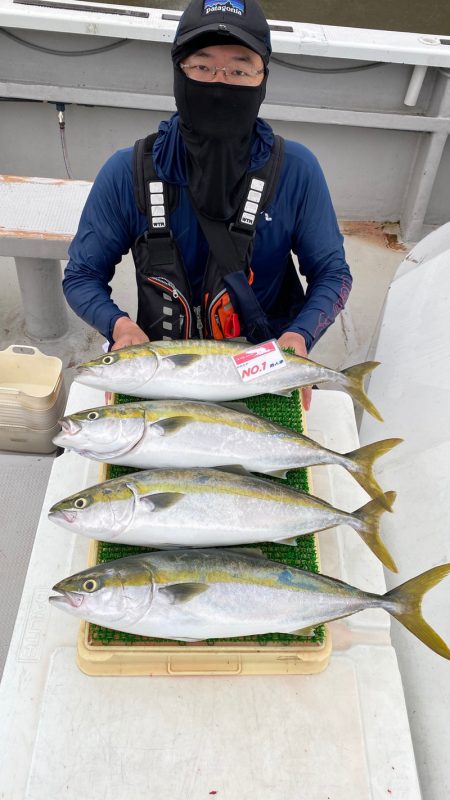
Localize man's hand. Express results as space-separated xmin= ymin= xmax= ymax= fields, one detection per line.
xmin=277 ymin=331 xmax=312 ymax=412
xmin=111 ymin=317 xmax=149 ymax=351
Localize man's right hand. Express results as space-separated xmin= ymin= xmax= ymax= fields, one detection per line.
xmin=111 ymin=317 xmax=149 ymax=351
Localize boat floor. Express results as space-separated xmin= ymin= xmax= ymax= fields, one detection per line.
xmin=0 ymin=220 xmax=411 ymax=677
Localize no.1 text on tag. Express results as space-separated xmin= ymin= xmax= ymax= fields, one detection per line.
xmin=232 ymin=340 xmax=287 ymax=383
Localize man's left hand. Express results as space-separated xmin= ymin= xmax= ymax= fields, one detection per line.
xmin=277 ymin=332 xmax=311 ymax=412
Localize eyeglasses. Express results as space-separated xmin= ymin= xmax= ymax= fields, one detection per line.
xmin=180 ymin=62 xmax=264 ymax=85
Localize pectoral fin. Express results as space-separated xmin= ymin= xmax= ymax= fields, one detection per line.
xmin=151 ymin=417 xmax=192 ymax=435
xmin=264 ymin=468 xmax=290 ymax=479
xmin=219 ymin=401 xmax=255 ymax=415
xmin=213 ymin=465 xmax=253 ymax=477
xmin=272 ymin=389 xmax=295 ymax=397
xmin=276 ymin=536 xmax=298 ymax=546
xmin=289 ymin=626 xmax=317 ymax=636
xmin=139 ymin=492 xmax=185 ymax=512
xmin=227 ymin=547 xmax=265 ymax=558
xmin=158 ymin=583 xmax=209 ymax=604
xmin=162 ymin=354 xmax=202 ymax=368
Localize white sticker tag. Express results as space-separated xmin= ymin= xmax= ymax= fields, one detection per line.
xmin=232 ymin=340 xmax=287 ymax=383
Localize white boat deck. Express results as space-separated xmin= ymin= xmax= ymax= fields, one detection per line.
xmin=0 ymin=223 xmax=408 ymax=675
xmin=3 ymin=223 xmax=441 ymax=799
xmin=359 ymin=222 xmax=450 ymax=800
xmin=0 ymin=383 xmax=423 ymax=799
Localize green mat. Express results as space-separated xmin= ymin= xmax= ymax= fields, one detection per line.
xmin=89 ymin=389 xmax=325 ymax=648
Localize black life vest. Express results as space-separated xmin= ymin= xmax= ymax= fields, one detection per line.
xmin=131 ymin=132 xmax=286 ymax=342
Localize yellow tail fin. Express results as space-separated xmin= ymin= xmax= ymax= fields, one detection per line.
xmin=385 ymin=564 xmax=450 ymax=659
xmin=345 ymin=438 xmax=403 ymax=510
xmin=341 ymin=361 xmax=383 ymax=421
xmin=353 ymin=491 xmax=397 ymax=571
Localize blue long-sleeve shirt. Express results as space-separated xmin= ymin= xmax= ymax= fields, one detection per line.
xmin=63 ymin=114 xmax=352 ymax=350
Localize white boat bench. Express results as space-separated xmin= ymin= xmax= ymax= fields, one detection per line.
xmin=0 ymin=385 xmax=422 ymax=799
xmin=0 ymin=175 xmax=92 ymax=339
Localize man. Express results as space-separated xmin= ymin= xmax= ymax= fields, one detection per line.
xmin=63 ymin=0 xmax=352 ymax=410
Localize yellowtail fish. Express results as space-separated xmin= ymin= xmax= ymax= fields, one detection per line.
xmin=49 ymin=549 xmax=450 ymax=657
xmin=52 ymin=401 xmax=401 ymax=510
xmin=75 ymin=340 xmax=383 ymax=421
xmin=48 ymin=468 xmax=397 ymax=571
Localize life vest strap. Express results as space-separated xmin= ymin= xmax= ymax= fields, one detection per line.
xmin=131 ymin=132 xmax=286 ymax=342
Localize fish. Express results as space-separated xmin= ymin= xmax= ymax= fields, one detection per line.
xmin=52 ymin=400 xmax=401 ymax=510
xmin=48 ymin=468 xmax=398 ymax=571
xmin=74 ymin=340 xmax=384 ymax=421
xmin=49 ymin=548 xmax=450 ymax=658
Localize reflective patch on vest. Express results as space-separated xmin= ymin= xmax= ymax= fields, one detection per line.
xmin=251 ymin=178 xmax=265 ymax=192
xmin=248 ymin=189 xmax=262 ymax=203
xmin=148 ymin=181 xmax=168 ymax=231
xmin=239 ymin=178 xmax=265 ymax=227
xmin=241 ymin=212 xmax=255 ymax=226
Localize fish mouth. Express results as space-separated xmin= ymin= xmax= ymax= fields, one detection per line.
xmin=49 ymin=508 xmax=77 ymax=524
xmin=74 ymin=367 xmax=106 ymax=388
xmin=76 ymin=365 xmax=104 ymax=378
xmin=49 ymin=588 xmax=84 ymax=608
xmin=58 ymin=419 xmax=82 ymax=435
xmin=76 ymin=363 xmax=148 ymax=390
xmin=76 ymin=363 xmax=98 ymax=372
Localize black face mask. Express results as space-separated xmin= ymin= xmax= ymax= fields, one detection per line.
xmin=173 ymin=67 xmax=267 ymax=221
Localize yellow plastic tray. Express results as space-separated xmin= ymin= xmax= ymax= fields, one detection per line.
xmin=78 ymin=622 xmax=331 ymax=677
xmin=0 ymin=345 xmax=63 ymax=410
xmin=77 ymin=468 xmax=331 ymax=676
xmin=0 ymin=345 xmax=65 ymax=452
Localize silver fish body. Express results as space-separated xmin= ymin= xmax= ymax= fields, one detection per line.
xmin=52 ymin=401 xmax=400 ymax=509
xmin=48 ymin=468 xmax=396 ymax=570
xmin=75 ymin=340 xmax=383 ymax=421
xmin=49 ymin=549 xmax=450 ymax=657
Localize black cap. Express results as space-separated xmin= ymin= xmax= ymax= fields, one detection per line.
xmin=172 ymin=0 xmax=271 ymax=65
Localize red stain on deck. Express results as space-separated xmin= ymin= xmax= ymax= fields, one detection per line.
xmin=0 ymin=174 xmax=90 ymax=186
xmin=340 ymin=220 xmax=407 ymax=252
xmin=0 ymin=174 xmax=68 ymax=185
xmin=0 ymin=229 xmax=73 ymax=240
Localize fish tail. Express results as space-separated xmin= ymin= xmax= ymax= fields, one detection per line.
xmin=352 ymin=491 xmax=398 ymax=571
xmin=384 ymin=564 xmax=450 ymax=659
xmin=344 ymin=438 xmax=403 ymax=510
xmin=340 ymin=361 xmax=383 ymax=421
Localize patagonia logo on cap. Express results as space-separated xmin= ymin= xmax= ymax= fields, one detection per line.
xmin=203 ymin=0 xmax=245 ymax=16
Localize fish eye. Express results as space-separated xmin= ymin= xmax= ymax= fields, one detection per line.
xmin=74 ymin=497 xmax=87 ymax=509
xmin=102 ymin=355 xmax=114 ymax=365
xmin=83 ymin=579 xmax=98 ymax=592
xmin=87 ymin=411 xmax=99 ymax=420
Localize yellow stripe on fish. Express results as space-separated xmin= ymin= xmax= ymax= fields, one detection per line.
xmin=75 ymin=340 xmax=383 ymax=421
xmin=68 ymin=400 xmax=305 ymax=439
xmin=49 ymin=551 xmax=450 ymax=658
xmin=57 ymin=560 xmax=341 ymax=595
xmin=53 ymin=401 xmax=401 ymax=512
